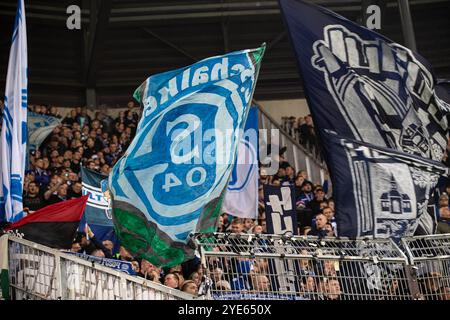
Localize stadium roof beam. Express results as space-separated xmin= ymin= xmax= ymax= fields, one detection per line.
xmin=266 ymin=31 xmax=287 ymax=51
xmin=85 ymin=0 xmax=112 ymax=88
xmin=142 ymin=28 xmax=198 ymax=62
xmin=104 ymin=0 xmax=448 ymax=24
xmin=0 ymin=0 xmax=446 ymax=16
xmin=94 ymin=71 xmax=301 ymax=87
xmin=109 ymin=1 xmax=363 ymax=15
xmin=83 ymin=0 xmax=97 ymax=78
xmin=0 ymin=0 xmax=446 ymax=26
xmin=221 ymin=19 xmax=230 ymax=53
xmin=13 ymin=79 xmax=84 ymax=87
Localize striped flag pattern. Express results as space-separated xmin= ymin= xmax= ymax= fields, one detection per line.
xmin=0 ymin=0 xmax=28 ymax=223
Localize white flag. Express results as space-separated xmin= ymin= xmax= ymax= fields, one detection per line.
xmin=28 ymin=112 xmax=61 ymax=151
xmin=0 ymin=0 xmax=28 ymax=223
xmin=222 ymin=107 xmax=258 ymax=219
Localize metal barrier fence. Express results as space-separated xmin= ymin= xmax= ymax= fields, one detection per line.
xmin=194 ymin=233 xmax=450 ymax=301
xmin=401 ymin=234 xmax=450 ymax=300
xmin=195 ymin=233 xmax=415 ymax=300
xmin=5 ymin=233 xmax=450 ymax=300
xmin=5 ymin=235 xmax=194 ymax=300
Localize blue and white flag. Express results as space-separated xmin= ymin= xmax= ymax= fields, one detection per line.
xmin=109 ymin=45 xmax=265 ymax=267
xmin=222 ymin=106 xmax=259 ymax=219
xmin=280 ymin=0 xmax=449 ymax=237
xmin=264 ymin=184 xmax=298 ymax=235
xmin=65 ymin=252 xmax=136 ymax=275
xmin=80 ymin=167 xmax=119 ymax=252
xmin=0 ymin=0 xmax=28 ymax=223
xmin=28 ymin=112 xmax=61 ymax=151
xmin=81 ymin=167 xmax=112 ymax=227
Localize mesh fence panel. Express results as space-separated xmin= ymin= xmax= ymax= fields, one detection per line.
xmin=195 ymin=233 xmax=412 ymax=300
xmin=7 ymin=236 xmax=193 ymax=300
xmin=7 ymin=233 xmax=450 ymax=300
xmin=402 ymin=234 xmax=450 ymax=300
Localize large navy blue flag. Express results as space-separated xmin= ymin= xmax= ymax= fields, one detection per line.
xmin=279 ymin=0 xmax=449 ymax=237
xmin=80 ymin=167 xmax=118 ymax=250
xmin=323 ymin=130 xmax=447 ymax=239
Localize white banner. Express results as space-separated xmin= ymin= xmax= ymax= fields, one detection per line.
xmin=222 ymin=107 xmax=259 ymax=219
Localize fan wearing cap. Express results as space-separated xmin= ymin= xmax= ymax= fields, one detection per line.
xmin=296 ymin=181 xmax=314 ymax=208
xmin=306 ymin=185 xmax=327 ymax=216
xmin=285 ymin=167 xmax=296 ymax=186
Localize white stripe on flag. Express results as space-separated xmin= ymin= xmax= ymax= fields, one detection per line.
xmin=222 ymin=138 xmax=258 ymax=219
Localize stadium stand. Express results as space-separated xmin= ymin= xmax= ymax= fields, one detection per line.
xmin=1 ymin=0 xmax=450 ymax=302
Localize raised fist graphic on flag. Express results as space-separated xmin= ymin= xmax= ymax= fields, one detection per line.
xmin=311 ymin=24 xmax=445 ymax=160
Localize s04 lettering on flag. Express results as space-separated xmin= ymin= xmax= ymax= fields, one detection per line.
xmin=109 ymin=45 xmax=265 ymax=267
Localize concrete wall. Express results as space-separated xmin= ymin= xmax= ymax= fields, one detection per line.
xmin=257 ymin=99 xmax=310 ymax=125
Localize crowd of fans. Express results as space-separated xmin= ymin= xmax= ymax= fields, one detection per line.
xmin=12 ymin=101 xmax=338 ymax=298
xmin=12 ymin=102 xmax=208 ymax=297
xmin=20 ymin=102 xmax=336 ymax=234
xmin=280 ymin=113 xmax=450 ymax=237
xmin=10 ymin=102 xmax=198 ymax=296
xmin=1 ymin=100 xmax=449 ymax=300
xmin=22 ymin=102 xmax=139 ymax=214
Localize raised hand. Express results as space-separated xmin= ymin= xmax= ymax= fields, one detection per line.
xmin=310 ymin=24 xmax=441 ymax=159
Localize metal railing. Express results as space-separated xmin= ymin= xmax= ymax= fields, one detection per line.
xmin=254 ymin=101 xmax=328 ymax=185
xmin=5 ymin=235 xmax=195 ymax=300
xmin=194 ymin=233 xmax=415 ymax=300
xmin=5 ymin=233 xmax=450 ymax=300
xmin=401 ymin=234 xmax=450 ymax=300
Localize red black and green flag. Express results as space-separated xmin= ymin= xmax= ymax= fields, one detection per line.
xmin=4 ymin=195 xmax=88 ymax=249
